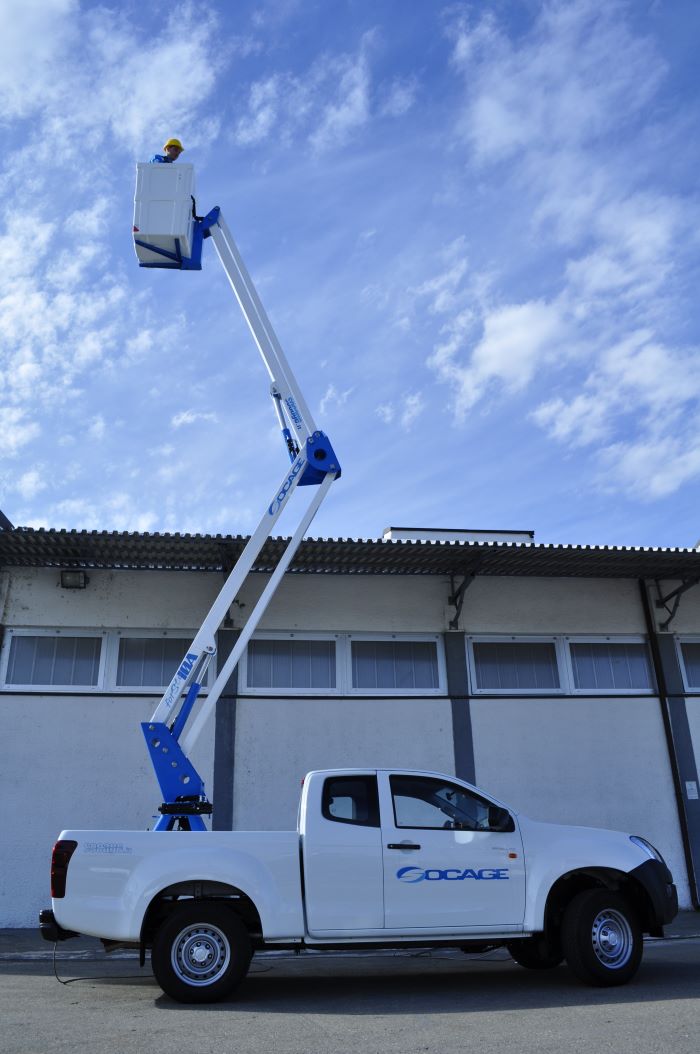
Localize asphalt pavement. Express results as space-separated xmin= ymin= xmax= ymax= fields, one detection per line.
xmin=1 ymin=913 xmax=699 ymax=1054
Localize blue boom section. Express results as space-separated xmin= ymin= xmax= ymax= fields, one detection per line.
xmin=141 ymin=719 xmax=209 ymax=832
xmin=299 ymin=431 xmax=341 ymax=486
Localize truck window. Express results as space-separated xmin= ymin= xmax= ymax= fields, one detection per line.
xmin=390 ymin=775 xmax=513 ymax=832
xmin=322 ymin=776 xmax=380 ymax=827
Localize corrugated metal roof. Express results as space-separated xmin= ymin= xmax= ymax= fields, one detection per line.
xmin=1 ymin=526 xmax=700 ymax=579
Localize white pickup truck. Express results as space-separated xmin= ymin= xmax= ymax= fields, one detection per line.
xmin=40 ymin=768 xmax=678 ymax=1002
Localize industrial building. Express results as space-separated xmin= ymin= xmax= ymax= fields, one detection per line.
xmin=1 ymin=523 xmax=699 ymax=926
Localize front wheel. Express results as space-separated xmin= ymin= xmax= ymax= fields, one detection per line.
xmin=151 ymin=903 xmax=252 ymax=1003
xmin=561 ymin=890 xmax=642 ymax=987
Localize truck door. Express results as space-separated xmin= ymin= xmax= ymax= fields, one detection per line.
xmin=380 ymin=773 xmax=525 ymax=932
xmin=303 ymin=774 xmax=384 ymax=934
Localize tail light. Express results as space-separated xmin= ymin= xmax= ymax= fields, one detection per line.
xmin=51 ymin=840 xmax=78 ymax=899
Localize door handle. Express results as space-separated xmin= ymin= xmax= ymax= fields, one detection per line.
xmin=387 ymin=843 xmax=421 ymax=850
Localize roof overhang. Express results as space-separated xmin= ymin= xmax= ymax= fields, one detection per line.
xmin=1 ymin=527 xmax=700 ymax=580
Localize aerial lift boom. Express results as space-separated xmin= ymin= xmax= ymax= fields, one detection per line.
xmin=134 ymin=179 xmax=340 ymax=830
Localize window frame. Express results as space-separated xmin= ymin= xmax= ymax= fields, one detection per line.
xmin=467 ymin=634 xmax=656 ymax=696
xmin=389 ymin=774 xmax=514 ymax=833
xmin=239 ymin=631 xmax=342 ymax=696
xmin=563 ymin=635 xmax=656 ymax=695
xmin=0 ymin=628 xmax=108 ymax=692
xmin=238 ymin=631 xmax=446 ymax=696
xmin=0 ymin=628 xmax=210 ymax=694
xmin=105 ymin=629 xmax=212 ymax=694
xmin=676 ymin=636 xmax=700 ymax=694
xmin=467 ymin=635 xmax=567 ymax=695
xmin=321 ymin=774 xmax=380 ymax=828
xmin=345 ymin=632 xmax=445 ymax=697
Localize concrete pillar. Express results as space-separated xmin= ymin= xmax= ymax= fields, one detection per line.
xmin=443 ymin=631 xmax=476 ymax=784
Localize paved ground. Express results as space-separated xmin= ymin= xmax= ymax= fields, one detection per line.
xmin=2 ymin=915 xmax=699 ymax=1054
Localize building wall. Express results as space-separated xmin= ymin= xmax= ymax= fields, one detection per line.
xmin=460 ymin=575 xmax=647 ymax=634
xmin=232 ymin=698 xmax=455 ymax=831
xmin=470 ymin=696 xmax=687 ymax=903
xmin=0 ymin=567 xmax=218 ymax=927
xmin=1 ymin=566 xmax=698 ymax=925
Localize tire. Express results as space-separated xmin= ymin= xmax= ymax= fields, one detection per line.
xmin=561 ymin=890 xmax=642 ymax=987
xmin=151 ymin=902 xmax=252 ymax=1003
xmin=506 ymin=935 xmax=563 ymax=970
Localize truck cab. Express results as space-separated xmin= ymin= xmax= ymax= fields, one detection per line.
xmin=301 ymin=770 xmax=524 ymax=936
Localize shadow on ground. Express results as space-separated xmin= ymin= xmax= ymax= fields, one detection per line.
xmin=6 ymin=943 xmax=698 ymax=1015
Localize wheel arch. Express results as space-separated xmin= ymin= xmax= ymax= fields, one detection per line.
xmin=542 ymin=867 xmax=658 ymax=938
xmin=140 ymin=879 xmax=263 ymax=948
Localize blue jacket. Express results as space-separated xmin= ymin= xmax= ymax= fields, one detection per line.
xmin=149 ymin=154 xmax=173 ymax=164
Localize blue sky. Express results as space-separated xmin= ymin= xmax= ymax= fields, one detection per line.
xmin=1 ymin=0 xmax=699 ymax=547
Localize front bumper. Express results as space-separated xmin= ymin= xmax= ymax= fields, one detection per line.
xmin=39 ymin=908 xmax=77 ymax=943
xmin=630 ymin=859 xmax=678 ymax=934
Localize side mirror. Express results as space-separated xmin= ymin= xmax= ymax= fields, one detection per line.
xmin=488 ymin=806 xmax=514 ymax=832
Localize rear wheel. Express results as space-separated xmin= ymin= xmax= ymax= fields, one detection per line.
xmin=507 ymin=935 xmax=563 ymax=970
xmin=561 ymin=890 xmax=642 ymax=987
xmin=151 ymin=902 xmax=251 ymax=1003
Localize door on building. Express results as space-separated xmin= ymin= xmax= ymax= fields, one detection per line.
xmin=379 ymin=772 xmax=526 ymax=932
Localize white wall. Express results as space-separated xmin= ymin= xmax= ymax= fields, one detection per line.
xmin=461 ymin=576 xmax=646 ymax=634
xmin=471 ymin=696 xmax=691 ymax=908
xmin=1 ymin=567 xmax=223 ymax=629
xmin=229 ymin=574 xmax=457 ymax=830
xmin=232 ymin=698 xmax=455 ymax=831
xmin=236 ymin=572 xmax=451 ymax=633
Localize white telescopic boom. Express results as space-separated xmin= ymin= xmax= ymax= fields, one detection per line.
xmin=210 ymin=213 xmax=318 ymax=446
xmin=148 ymin=209 xmax=339 ymax=770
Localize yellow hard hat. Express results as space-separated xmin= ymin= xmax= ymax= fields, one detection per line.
xmin=163 ymin=138 xmax=184 ymax=151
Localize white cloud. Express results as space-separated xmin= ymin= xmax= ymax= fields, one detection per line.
xmin=0 ymin=3 xmax=223 ymax=520
xmin=234 ymin=76 xmax=281 ymax=146
xmin=65 ymin=197 xmax=111 ymax=238
xmin=532 ymin=330 xmax=700 ymax=453
xmin=45 ymin=494 xmax=160 ymax=532
xmin=600 ymin=430 xmax=700 ymax=501
xmin=379 ymin=76 xmax=417 ymax=118
xmin=87 ymin=415 xmax=106 ymax=441
xmin=0 ymin=407 xmax=40 ymax=457
xmin=375 ymin=394 xmax=424 ymax=431
xmin=0 ymin=2 xmax=221 ymax=179
xmin=415 ymin=252 xmax=470 ymax=315
xmin=420 ymin=1 xmax=700 ymax=500
xmin=309 ymin=34 xmax=374 ymax=153
xmin=0 ymin=0 xmax=76 ymax=120
xmin=171 ymin=409 xmax=218 ymax=429
xmin=15 ymin=467 xmax=47 ymax=500
xmin=232 ymin=29 xmax=409 ymax=154
xmin=416 ymin=238 xmax=572 ymax=421
xmin=532 ymin=392 xmax=611 ymax=448
xmin=450 ymin=1 xmax=664 ymax=164
xmin=400 ymin=393 xmax=424 ymax=430
xmin=319 ymin=383 xmax=353 ymax=417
